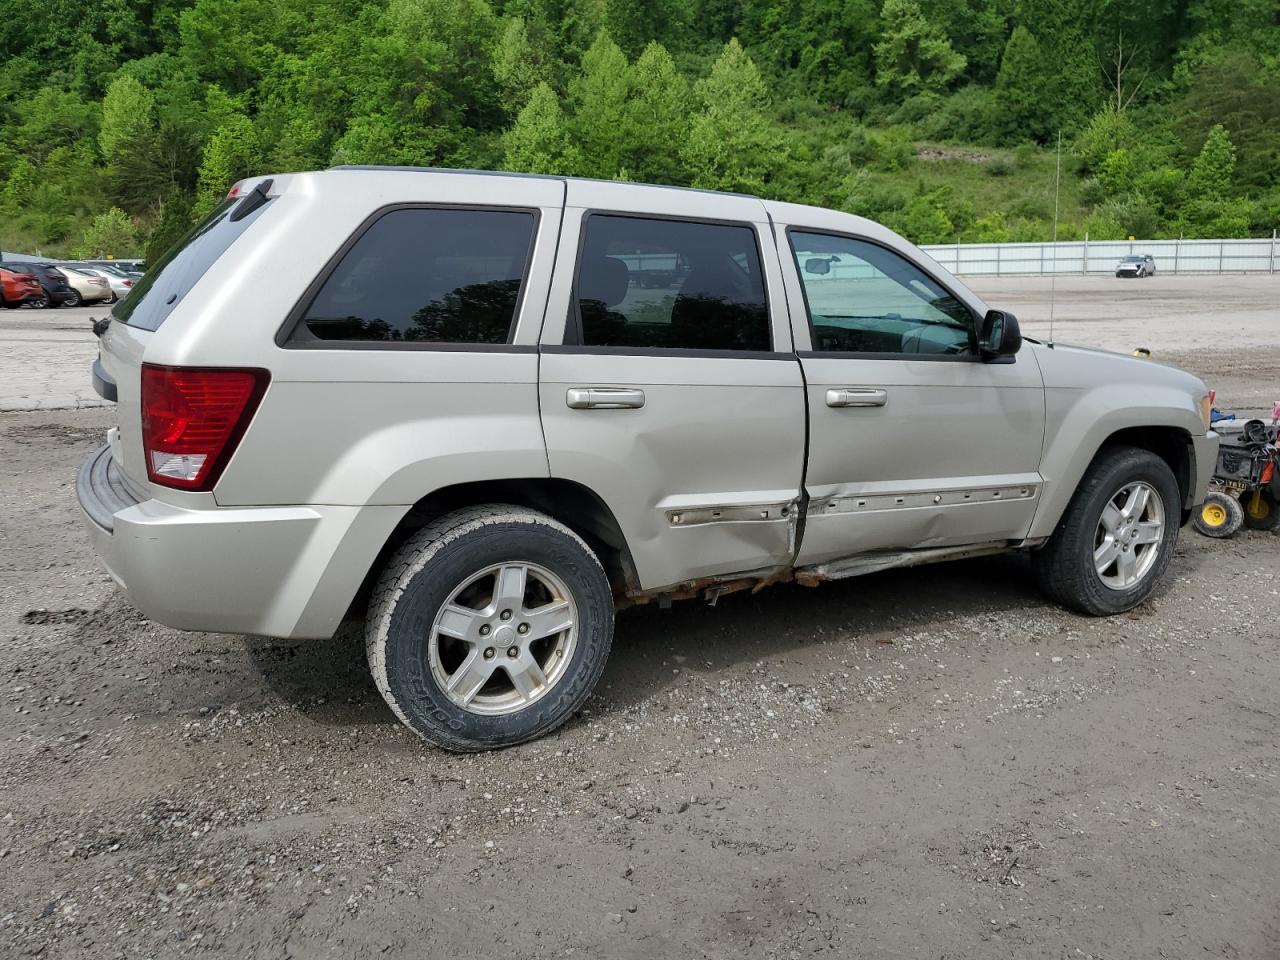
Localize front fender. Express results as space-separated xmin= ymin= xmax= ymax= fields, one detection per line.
xmin=1028 ymin=383 xmax=1205 ymax=539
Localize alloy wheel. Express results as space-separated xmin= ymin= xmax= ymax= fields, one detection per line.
xmin=428 ymin=561 xmax=578 ymax=716
xmin=1094 ymin=481 xmax=1164 ymax=589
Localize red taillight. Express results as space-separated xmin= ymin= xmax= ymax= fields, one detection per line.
xmin=122 ymin=279 xmax=134 ymax=287
xmin=140 ymin=365 xmax=269 ymax=491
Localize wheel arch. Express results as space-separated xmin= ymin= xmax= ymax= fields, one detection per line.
xmin=1030 ymin=420 xmax=1198 ymax=540
xmin=348 ymin=477 xmax=640 ymax=622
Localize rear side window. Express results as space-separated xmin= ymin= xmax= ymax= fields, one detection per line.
xmin=571 ymin=215 xmax=771 ymax=351
xmin=114 ymin=196 xmax=271 ymax=331
xmin=296 ymin=207 xmax=537 ymax=345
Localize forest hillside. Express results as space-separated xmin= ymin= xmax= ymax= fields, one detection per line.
xmin=0 ymin=0 xmax=1276 ymax=259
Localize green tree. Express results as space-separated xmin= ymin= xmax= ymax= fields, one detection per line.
xmin=891 ymin=190 xmax=954 ymax=243
xmin=1187 ymin=124 xmax=1235 ymax=197
xmin=492 ymin=18 xmax=551 ymax=107
xmin=99 ymin=75 xmax=169 ymax=213
xmin=1076 ymin=107 xmax=1138 ymax=173
xmin=994 ymin=27 xmax=1050 ymax=141
xmin=192 ymin=115 xmax=257 ymax=220
xmin=73 ymin=207 xmax=140 ymax=258
xmin=569 ymin=34 xmax=631 ymax=180
xmin=502 ymin=82 xmax=582 ymax=174
xmin=620 ymin=42 xmax=689 ymax=185
xmin=682 ymin=39 xmax=785 ymax=194
xmin=873 ymin=0 xmax=966 ymax=93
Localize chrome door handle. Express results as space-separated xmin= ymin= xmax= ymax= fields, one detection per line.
xmin=826 ymin=387 xmax=887 ymax=408
xmin=566 ymin=387 xmax=646 ymax=410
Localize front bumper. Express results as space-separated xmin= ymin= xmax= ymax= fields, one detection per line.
xmin=1190 ymin=431 xmax=1219 ymax=508
xmin=77 ymin=444 xmax=403 ymax=639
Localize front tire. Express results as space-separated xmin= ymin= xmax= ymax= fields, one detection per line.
xmin=63 ymin=290 xmax=81 ymax=307
xmin=1032 ymin=446 xmax=1181 ymax=615
xmin=366 ymin=505 xmax=614 ymax=751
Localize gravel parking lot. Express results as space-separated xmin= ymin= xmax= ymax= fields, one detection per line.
xmin=1 ymin=276 xmax=1278 ymax=958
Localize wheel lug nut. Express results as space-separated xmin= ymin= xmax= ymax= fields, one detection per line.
xmin=500 ymin=609 xmax=513 ymax=621
xmin=517 ymin=623 xmax=529 ymax=635
xmin=507 ymin=646 xmax=519 ymax=658
xmin=479 ymin=624 xmax=491 ymax=636
xmin=483 ymin=647 xmax=496 ymax=660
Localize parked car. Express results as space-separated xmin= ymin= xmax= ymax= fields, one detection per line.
xmin=74 ymin=265 xmax=135 ymax=302
xmin=1116 ymin=254 xmax=1156 ymax=278
xmin=56 ymin=265 xmax=113 ymax=306
xmin=78 ymin=169 xmax=1218 ymax=751
xmin=0 ymin=261 xmax=74 ymax=308
xmin=83 ymin=259 xmax=145 ymax=278
xmin=0 ymin=266 xmax=43 ymax=308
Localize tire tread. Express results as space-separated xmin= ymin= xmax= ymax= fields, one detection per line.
xmin=365 ymin=504 xmax=610 ymax=751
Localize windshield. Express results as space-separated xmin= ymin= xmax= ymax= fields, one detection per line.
xmin=113 ymin=194 xmax=271 ymax=330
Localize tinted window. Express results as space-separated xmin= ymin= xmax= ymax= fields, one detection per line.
xmin=790 ymin=232 xmax=973 ymax=356
xmin=573 ymin=215 xmax=770 ymax=351
xmin=299 ymin=208 xmax=536 ymax=344
xmin=114 ymin=196 xmax=271 ymax=331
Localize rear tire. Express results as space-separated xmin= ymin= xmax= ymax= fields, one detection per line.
xmin=1032 ymin=446 xmax=1181 ymax=615
xmin=1193 ymin=491 xmax=1243 ymax=538
xmin=1241 ymin=488 xmax=1280 ymax=531
xmin=63 ymin=290 xmax=81 ymax=307
xmin=365 ymin=505 xmax=614 ymax=751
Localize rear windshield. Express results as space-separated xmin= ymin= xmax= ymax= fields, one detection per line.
xmin=113 ymin=195 xmax=271 ymax=331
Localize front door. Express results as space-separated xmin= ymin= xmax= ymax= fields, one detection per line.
xmin=774 ymin=221 xmax=1047 ymax=567
xmin=537 ymin=182 xmax=806 ymax=593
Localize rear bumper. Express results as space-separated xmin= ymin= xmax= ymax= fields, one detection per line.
xmin=1190 ymin=431 xmax=1218 ymax=508
xmin=77 ymin=445 xmax=403 ymax=639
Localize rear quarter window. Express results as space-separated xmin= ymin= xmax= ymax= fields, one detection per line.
xmin=113 ymin=195 xmax=273 ymax=331
xmin=288 ymin=206 xmax=538 ymax=346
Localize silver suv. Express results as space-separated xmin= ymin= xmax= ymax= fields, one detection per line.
xmin=79 ymin=168 xmax=1217 ymax=750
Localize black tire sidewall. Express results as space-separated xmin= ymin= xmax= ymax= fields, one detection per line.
xmin=1072 ymin=452 xmax=1180 ymax=612
xmin=1194 ymin=492 xmax=1243 ymax=538
xmin=381 ymin=520 xmax=613 ymax=750
xmin=1241 ymin=490 xmax=1280 ymax=531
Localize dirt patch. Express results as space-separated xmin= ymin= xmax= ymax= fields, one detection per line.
xmin=917 ymin=146 xmax=993 ymax=162
xmin=2 ymin=405 xmax=1279 ymax=958
xmin=4 ymin=422 xmax=103 ymax=446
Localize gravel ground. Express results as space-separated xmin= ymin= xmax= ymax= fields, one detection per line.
xmin=2 ymin=280 xmax=1279 ymax=959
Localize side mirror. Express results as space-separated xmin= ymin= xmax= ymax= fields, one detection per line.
xmin=978 ymin=309 xmax=1022 ymax=359
xmin=804 ymin=257 xmax=831 ymax=276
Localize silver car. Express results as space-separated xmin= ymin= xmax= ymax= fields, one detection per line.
xmin=74 ymin=265 xmax=136 ymax=301
xmin=1116 ymin=254 xmax=1156 ymax=278
xmin=78 ymin=168 xmax=1217 ymax=750
xmin=56 ymin=265 xmax=114 ymax=305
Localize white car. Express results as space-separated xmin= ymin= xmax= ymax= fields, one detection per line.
xmin=74 ymin=266 xmax=136 ymax=302
xmin=56 ymin=266 xmax=114 ymax=306
xmin=1116 ymin=254 xmax=1156 ymax=278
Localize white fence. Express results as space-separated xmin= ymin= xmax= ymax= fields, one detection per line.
xmin=921 ymin=234 xmax=1279 ymax=276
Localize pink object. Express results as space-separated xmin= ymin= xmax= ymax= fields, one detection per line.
xmin=1273 ymin=400 xmax=1280 ymax=425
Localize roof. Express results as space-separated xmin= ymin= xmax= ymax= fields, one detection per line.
xmin=327 ymin=165 xmax=758 ymax=201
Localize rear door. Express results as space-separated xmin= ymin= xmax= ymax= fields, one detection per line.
xmin=538 ymin=182 xmax=806 ymax=593
xmin=769 ymin=206 xmax=1046 ymax=567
